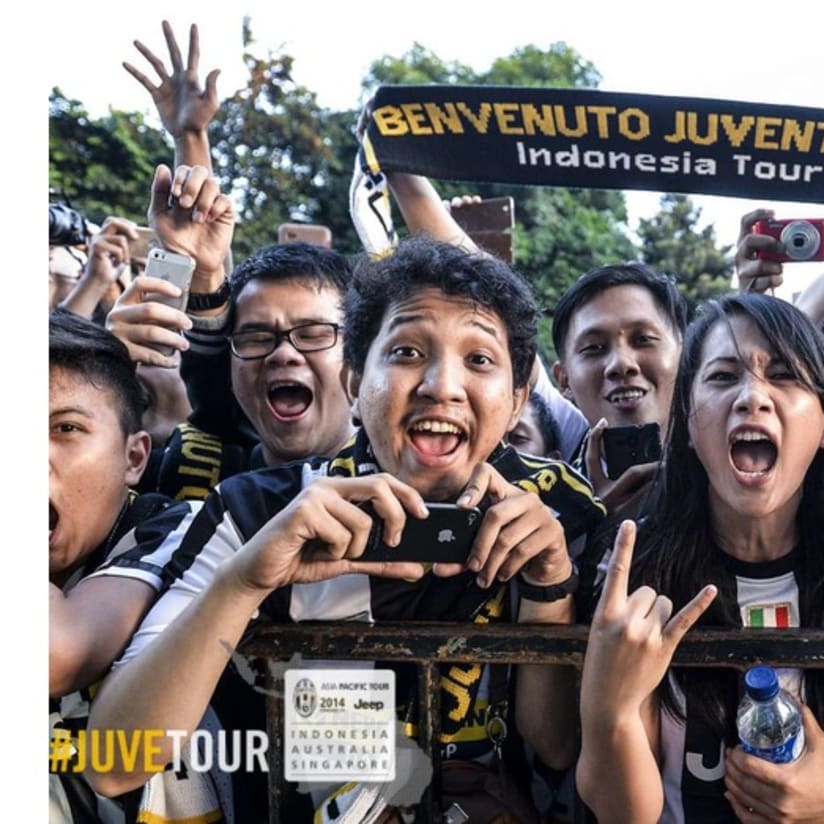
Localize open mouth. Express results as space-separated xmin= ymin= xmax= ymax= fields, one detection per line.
xmin=730 ymin=429 xmax=778 ymax=476
xmin=49 ymin=503 xmax=58 ymax=537
xmin=267 ymin=382 xmax=313 ymax=420
xmin=408 ymin=419 xmax=467 ymax=458
xmin=607 ymin=387 xmax=647 ymax=408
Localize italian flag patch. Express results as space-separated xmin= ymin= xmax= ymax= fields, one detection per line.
xmin=745 ymin=603 xmax=791 ymax=628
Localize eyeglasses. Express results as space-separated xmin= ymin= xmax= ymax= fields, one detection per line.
xmin=228 ymin=322 xmax=341 ymax=360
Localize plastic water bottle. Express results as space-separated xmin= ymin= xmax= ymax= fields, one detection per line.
xmin=736 ymin=665 xmax=805 ymax=763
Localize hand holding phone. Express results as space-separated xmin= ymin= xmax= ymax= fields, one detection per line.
xmin=355 ymin=502 xmax=482 ymax=564
xmin=141 ymin=248 xmax=195 ymax=357
xmin=602 ymin=423 xmax=662 ymax=481
xmin=142 ymin=248 xmax=195 ymax=310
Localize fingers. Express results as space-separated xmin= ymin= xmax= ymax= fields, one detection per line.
xmin=170 ymin=165 xmax=232 ymax=223
xmin=800 ymin=701 xmax=824 ymax=745
xmin=100 ymin=216 xmax=139 ymax=240
xmin=738 ymin=208 xmax=774 ymax=243
xmin=601 ymin=461 xmax=659 ymax=512
xmin=584 ymin=418 xmax=608 ymax=487
xmin=162 ymin=19 xmax=184 ymax=73
xmin=645 ymin=592 xmax=674 ymax=627
xmin=597 ymin=520 xmax=637 ymax=614
xmin=107 ymin=319 xmax=189 ymax=365
xmin=122 ymin=61 xmax=155 ymax=94
xmin=468 ymin=493 xmax=564 ymax=587
xmin=326 ymin=474 xmax=428 ymax=549
xmin=457 ymin=462 xmax=513 ymax=509
xmin=88 ymin=233 xmax=129 ymax=269
xmin=121 ymin=274 xmax=184 ymax=304
xmin=204 ymin=68 xmax=221 ymax=106
xmin=724 ymin=752 xmax=778 ymax=823
xmin=107 ymin=275 xmax=192 ymax=362
xmin=131 ymin=39 xmax=167 ymax=82
xmin=185 ymin=23 xmax=199 ymax=75
xmin=447 ymin=195 xmax=482 ymax=209
xmin=661 ymin=583 xmax=717 ymax=646
xmin=341 ymin=561 xmax=425 ymax=581
xmin=430 ymin=561 xmax=465 ymax=578
xmin=724 ymin=789 xmax=770 ymax=824
xmin=735 ymin=209 xmax=783 ymax=293
xmin=149 ymin=164 xmax=173 ymax=220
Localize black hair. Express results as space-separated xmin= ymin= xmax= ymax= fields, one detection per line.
xmin=552 ymin=262 xmax=688 ymax=359
xmin=632 ymin=293 xmax=824 ymax=738
xmin=49 ymin=309 xmax=147 ymax=435
xmin=344 ymin=236 xmax=539 ymax=388
xmin=229 ymin=242 xmax=351 ymax=325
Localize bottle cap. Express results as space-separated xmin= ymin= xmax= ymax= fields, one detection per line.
xmin=744 ymin=665 xmax=779 ymax=701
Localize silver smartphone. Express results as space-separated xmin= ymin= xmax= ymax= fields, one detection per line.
xmin=143 ymin=247 xmax=195 ymax=310
xmin=142 ymin=248 xmax=195 ymax=356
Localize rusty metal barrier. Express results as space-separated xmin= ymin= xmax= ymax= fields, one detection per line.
xmin=241 ymin=622 xmax=824 ymax=824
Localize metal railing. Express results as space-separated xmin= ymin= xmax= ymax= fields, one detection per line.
xmin=241 ymin=622 xmax=824 ymax=824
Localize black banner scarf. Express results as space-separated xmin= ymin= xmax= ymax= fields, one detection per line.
xmin=361 ymin=85 xmax=824 ymax=202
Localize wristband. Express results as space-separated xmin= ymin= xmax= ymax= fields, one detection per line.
xmin=186 ymin=279 xmax=230 ymax=311
xmin=517 ymin=567 xmax=578 ymax=603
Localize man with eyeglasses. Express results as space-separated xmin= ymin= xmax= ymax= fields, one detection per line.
xmin=220 ymin=243 xmax=354 ymax=469
xmin=106 ymin=165 xmax=356 ymax=497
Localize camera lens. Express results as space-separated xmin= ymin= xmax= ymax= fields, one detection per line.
xmin=49 ymin=203 xmax=89 ymax=247
xmin=779 ymin=220 xmax=821 ymax=261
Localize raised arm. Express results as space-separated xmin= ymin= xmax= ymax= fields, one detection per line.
xmin=59 ymin=217 xmax=139 ymax=319
xmin=385 ymin=172 xmax=478 ymax=250
xmin=735 ymin=208 xmax=783 ymax=295
xmin=576 ymin=521 xmax=717 ymax=823
xmin=124 ymin=20 xmax=219 ymax=170
xmin=349 ymin=100 xmax=477 ymax=255
xmin=149 ymin=162 xmax=233 ymax=309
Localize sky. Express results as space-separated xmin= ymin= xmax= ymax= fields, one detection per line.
xmin=6 ymin=1 xmax=824 ymax=804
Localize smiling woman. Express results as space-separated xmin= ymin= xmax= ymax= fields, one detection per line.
xmin=576 ymin=293 xmax=824 ymax=824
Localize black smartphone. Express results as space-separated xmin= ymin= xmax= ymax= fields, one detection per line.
xmin=355 ymin=502 xmax=483 ymax=563
xmin=602 ymin=423 xmax=662 ymax=480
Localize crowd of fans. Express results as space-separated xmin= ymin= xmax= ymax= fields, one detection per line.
xmin=49 ymin=19 xmax=824 ymax=824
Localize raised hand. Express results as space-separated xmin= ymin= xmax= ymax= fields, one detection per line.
xmin=148 ymin=164 xmax=233 ymax=292
xmin=106 ymin=275 xmax=192 ymax=367
xmin=735 ymin=208 xmax=784 ymax=294
xmin=581 ymin=520 xmax=717 ymax=715
xmin=124 ymin=20 xmax=219 ymax=140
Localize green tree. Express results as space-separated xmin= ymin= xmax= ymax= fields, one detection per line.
xmin=49 ymin=88 xmax=171 ymax=227
xmin=357 ymin=43 xmax=637 ymax=357
xmin=206 ymin=20 xmax=362 ymax=259
xmin=637 ymin=193 xmax=733 ymax=318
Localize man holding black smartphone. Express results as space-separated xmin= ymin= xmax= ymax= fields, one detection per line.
xmin=551 ymin=262 xmax=688 ymax=513
xmin=88 ymin=184 xmax=605 ymax=821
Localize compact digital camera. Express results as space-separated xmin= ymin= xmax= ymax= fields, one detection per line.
xmin=754 ymin=218 xmax=824 ymax=263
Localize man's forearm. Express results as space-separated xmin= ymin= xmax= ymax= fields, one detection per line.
xmin=86 ymin=561 xmax=266 ymax=795
xmin=515 ymin=591 xmax=579 ymax=769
